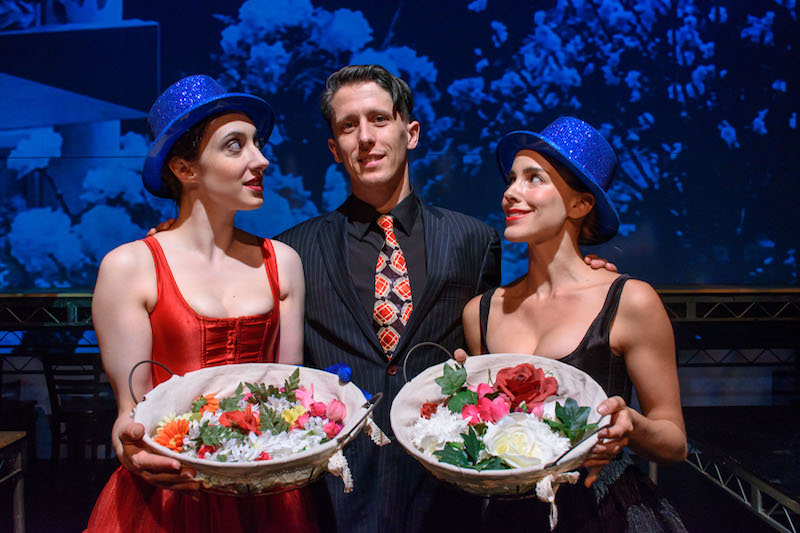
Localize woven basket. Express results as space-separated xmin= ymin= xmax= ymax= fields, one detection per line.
xmin=132 ymin=362 xmax=379 ymax=496
xmin=390 ymin=353 xmax=611 ymax=497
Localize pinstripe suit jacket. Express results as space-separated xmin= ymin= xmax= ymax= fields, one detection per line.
xmin=276 ymin=196 xmax=500 ymax=533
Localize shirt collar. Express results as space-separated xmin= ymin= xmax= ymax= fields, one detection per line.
xmin=347 ymin=191 xmax=419 ymax=240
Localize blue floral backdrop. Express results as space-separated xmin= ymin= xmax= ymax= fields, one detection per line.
xmin=1 ymin=0 xmax=797 ymax=289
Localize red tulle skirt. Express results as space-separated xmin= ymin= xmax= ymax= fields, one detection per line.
xmin=85 ymin=467 xmax=319 ymax=533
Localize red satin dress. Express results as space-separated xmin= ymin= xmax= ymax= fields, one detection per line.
xmin=85 ymin=236 xmax=317 ymax=533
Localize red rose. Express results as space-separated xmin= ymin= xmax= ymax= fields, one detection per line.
xmin=420 ymin=402 xmax=438 ymax=419
xmin=493 ymin=363 xmax=558 ymax=409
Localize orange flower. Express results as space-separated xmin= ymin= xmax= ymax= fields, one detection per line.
xmin=154 ymin=418 xmax=190 ymax=451
xmin=200 ymin=393 xmax=220 ymax=414
xmin=219 ymin=405 xmax=262 ymax=436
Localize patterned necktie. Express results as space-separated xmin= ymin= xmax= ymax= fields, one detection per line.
xmin=373 ymin=214 xmax=413 ymax=357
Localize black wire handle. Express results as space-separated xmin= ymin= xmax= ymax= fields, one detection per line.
xmin=402 ymin=341 xmax=457 ymax=383
xmin=335 ymin=391 xmax=384 ymax=445
xmin=128 ymin=360 xmax=175 ymax=404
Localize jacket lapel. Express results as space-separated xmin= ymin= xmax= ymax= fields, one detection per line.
xmin=392 ymin=203 xmax=452 ymax=359
xmin=317 ymin=209 xmax=384 ymax=356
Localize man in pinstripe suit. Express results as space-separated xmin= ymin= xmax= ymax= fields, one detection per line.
xmin=275 ymin=65 xmax=501 ymax=532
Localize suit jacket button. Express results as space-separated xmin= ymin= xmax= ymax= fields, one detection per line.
xmin=386 ymin=364 xmax=398 ymax=376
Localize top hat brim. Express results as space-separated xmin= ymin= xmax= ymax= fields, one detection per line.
xmin=142 ymin=94 xmax=275 ymax=198
xmin=496 ymin=131 xmax=620 ymax=245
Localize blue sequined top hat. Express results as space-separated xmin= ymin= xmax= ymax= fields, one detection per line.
xmin=495 ymin=116 xmax=620 ymax=244
xmin=142 ymin=75 xmax=275 ymax=198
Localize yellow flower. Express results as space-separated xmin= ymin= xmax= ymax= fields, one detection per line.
xmin=281 ymin=405 xmax=308 ymax=425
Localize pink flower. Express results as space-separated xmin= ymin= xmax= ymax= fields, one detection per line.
xmin=323 ymin=421 xmax=343 ymax=438
xmin=477 ymin=383 xmax=493 ymax=398
xmin=467 ymin=382 xmax=494 ymax=399
xmin=292 ymin=412 xmax=310 ymax=430
xmin=326 ymin=399 xmax=347 ymax=422
xmin=198 ymin=444 xmax=216 ymax=459
xmin=295 ymin=386 xmax=314 ymax=408
xmin=461 ymin=404 xmax=481 ymax=425
xmin=310 ymin=402 xmax=328 ymax=418
xmin=243 ymin=392 xmax=253 ymax=401
xmin=530 ymin=402 xmax=544 ymax=418
xmin=477 ymin=395 xmax=511 ymax=423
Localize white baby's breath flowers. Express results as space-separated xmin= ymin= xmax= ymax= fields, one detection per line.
xmin=410 ymin=407 xmax=469 ymax=456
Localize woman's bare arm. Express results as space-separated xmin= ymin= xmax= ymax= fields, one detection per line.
xmin=93 ymin=241 xmax=199 ymax=490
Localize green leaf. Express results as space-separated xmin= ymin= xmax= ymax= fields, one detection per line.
xmin=472 ymin=456 xmax=511 ymax=471
xmin=198 ymin=421 xmax=236 ymax=447
xmin=219 ymin=383 xmax=246 ymax=411
xmin=433 ymin=443 xmax=470 ymax=468
xmin=447 ymin=390 xmax=479 ymax=413
xmin=434 ymin=364 xmax=467 ymax=396
xmin=551 ymin=398 xmax=599 ymax=445
xmin=259 ymin=405 xmax=290 ymax=435
xmin=191 ymin=396 xmax=208 ymax=413
xmin=283 ymin=368 xmax=300 ymax=401
xmin=462 ymin=427 xmax=484 ymax=462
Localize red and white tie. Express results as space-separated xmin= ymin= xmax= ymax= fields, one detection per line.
xmin=373 ymin=214 xmax=413 ymax=357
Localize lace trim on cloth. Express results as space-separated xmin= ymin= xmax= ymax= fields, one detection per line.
xmin=536 ymin=471 xmax=581 ymax=530
xmin=327 ymin=450 xmax=353 ymax=493
xmin=364 ymin=417 xmax=392 ymax=446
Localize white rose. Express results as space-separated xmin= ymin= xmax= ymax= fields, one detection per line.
xmin=483 ymin=413 xmax=568 ymax=468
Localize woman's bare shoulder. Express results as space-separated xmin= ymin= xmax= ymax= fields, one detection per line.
xmin=618 ymin=278 xmax=662 ymax=313
xmin=98 ymin=240 xmax=152 ymax=276
xmin=269 ymin=238 xmax=301 ymax=263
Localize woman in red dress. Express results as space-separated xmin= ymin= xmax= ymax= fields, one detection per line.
xmin=85 ymin=75 xmax=316 ymax=532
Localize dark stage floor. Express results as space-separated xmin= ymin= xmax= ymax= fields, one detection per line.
xmin=0 ymin=455 xmax=770 ymax=533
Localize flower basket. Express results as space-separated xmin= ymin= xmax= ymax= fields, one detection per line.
xmin=391 ymin=353 xmax=611 ymax=498
xmin=131 ymin=362 xmax=385 ymax=496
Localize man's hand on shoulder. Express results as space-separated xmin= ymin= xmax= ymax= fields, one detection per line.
xmin=146 ymin=218 xmax=176 ymax=237
xmin=584 ymin=253 xmax=617 ymax=272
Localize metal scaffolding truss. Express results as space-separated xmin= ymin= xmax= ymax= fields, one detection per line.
xmin=0 ymin=293 xmax=97 ymax=375
xmin=686 ymin=440 xmax=800 ymax=533
xmin=658 ymin=287 xmax=800 ymax=322
xmin=678 ymin=347 xmax=796 ymax=367
xmin=0 ymin=293 xmax=93 ymax=328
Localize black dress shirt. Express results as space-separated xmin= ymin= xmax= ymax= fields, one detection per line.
xmin=345 ymin=192 xmax=427 ymax=319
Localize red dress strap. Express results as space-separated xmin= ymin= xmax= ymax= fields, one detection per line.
xmin=141 ymin=236 xmax=170 ymax=311
xmin=261 ymin=238 xmax=280 ymax=323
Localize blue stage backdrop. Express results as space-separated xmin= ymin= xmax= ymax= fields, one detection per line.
xmin=0 ymin=0 xmax=797 ymax=289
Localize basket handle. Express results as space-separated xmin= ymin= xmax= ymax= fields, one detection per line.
xmin=128 ymin=360 xmax=175 ymax=404
xmin=402 ymin=342 xmax=458 ymax=383
xmin=336 ymin=391 xmax=383 ymax=445
xmin=545 ymin=422 xmax=612 ymax=469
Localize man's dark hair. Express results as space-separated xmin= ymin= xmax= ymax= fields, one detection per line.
xmin=320 ymin=65 xmax=414 ymax=130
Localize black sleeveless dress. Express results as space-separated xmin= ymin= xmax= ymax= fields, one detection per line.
xmin=475 ymin=275 xmax=688 ymax=533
